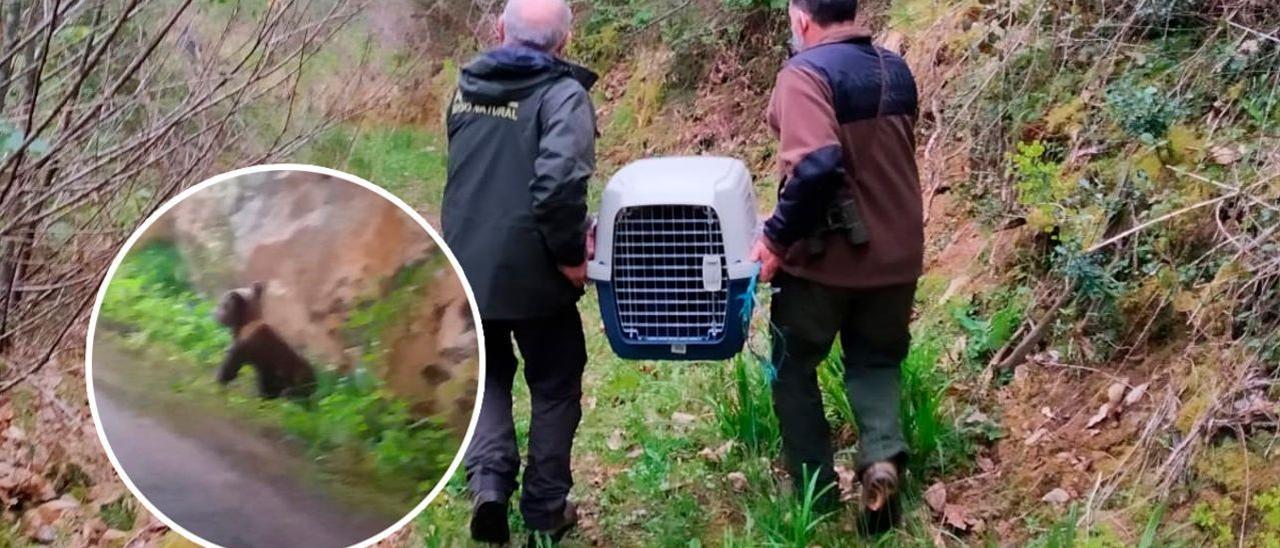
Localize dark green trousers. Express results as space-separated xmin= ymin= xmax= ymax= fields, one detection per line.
xmin=770 ymin=272 xmax=916 ymax=489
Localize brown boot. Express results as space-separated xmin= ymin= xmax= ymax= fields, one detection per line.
xmin=859 ymin=462 xmax=901 ymax=536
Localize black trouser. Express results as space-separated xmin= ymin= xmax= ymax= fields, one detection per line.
xmin=464 ymin=306 xmax=587 ymax=531
xmin=770 ymin=273 xmax=916 ymax=491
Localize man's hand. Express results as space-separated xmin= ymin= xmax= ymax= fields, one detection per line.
xmin=750 ymin=239 xmax=784 ymax=283
xmin=560 ymin=262 xmax=588 ymax=288
xmin=586 ymin=219 xmax=597 ymax=261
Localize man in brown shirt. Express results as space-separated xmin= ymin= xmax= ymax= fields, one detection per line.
xmin=749 ymin=0 xmax=923 ymax=534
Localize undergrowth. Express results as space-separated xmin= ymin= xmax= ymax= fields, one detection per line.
xmin=303 ymin=125 xmax=447 ymax=215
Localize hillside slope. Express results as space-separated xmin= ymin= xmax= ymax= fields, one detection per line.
xmin=403 ymin=0 xmax=1279 ymax=545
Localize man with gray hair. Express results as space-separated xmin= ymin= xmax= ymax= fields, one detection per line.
xmin=442 ymin=0 xmax=597 ymax=544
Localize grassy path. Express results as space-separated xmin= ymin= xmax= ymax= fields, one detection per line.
xmin=306 ymin=125 xmax=989 ymax=545
xmin=305 ymin=126 xmax=969 ymax=545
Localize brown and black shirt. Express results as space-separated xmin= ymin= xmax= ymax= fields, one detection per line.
xmin=764 ymin=24 xmax=923 ymax=289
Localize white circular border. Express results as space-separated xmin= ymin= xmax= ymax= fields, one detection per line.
xmin=84 ymin=164 xmax=486 ymax=548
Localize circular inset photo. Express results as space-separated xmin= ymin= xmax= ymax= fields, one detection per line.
xmin=85 ymin=166 xmax=483 ymax=548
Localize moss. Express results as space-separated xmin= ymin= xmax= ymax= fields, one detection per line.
xmin=605 ymin=48 xmax=670 ymax=148
xmin=1191 ymin=496 xmax=1237 ymax=547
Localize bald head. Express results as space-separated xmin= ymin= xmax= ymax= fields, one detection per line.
xmin=500 ymin=0 xmax=573 ymax=52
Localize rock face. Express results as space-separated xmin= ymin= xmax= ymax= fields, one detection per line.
xmin=163 ymin=171 xmax=477 ymax=429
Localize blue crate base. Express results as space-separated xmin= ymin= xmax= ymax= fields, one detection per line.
xmin=596 ymin=277 xmax=754 ymax=361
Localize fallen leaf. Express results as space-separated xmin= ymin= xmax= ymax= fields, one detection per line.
xmin=942 ymin=503 xmax=972 ymax=530
xmin=1041 ymin=488 xmax=1071 ymax=504
xmin=977 ymin=457 xmax=996 ymax=474
xmin=1209 ymin=144 xmax=1243 ymax=165
xmin=726 ymin=472 xmax=748 ymax=492
xmin=697 ymin=441 xmax=734 ymax=463
xmin=1106 ymin=383 xmax=1127 ymax=406
xmin=671 ymin=412 xmax=697 ymax=427
xmin=30 ymin=525 xmax=55 ymax=544
xmin=24 ymin=497 xmax=78 ymax=542
xmin=1124 ymin=382 xmax=1150 ymax=406
xmin=1024 ymin=428 xmax=1049 ymax=446
xmin=606 ymin=429 xmax=625 ymax=451
xmin=924 ymin=482 xmax=947 ymax=513
xmin=963 ymin=411 xmax=990 ymax=425
xmin=88 ymin=484 xmax=125 ymax=506
xmin=1085 ymin=403 xmax=1112 ymax=429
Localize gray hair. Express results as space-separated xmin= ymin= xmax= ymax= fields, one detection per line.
xmin=502 ymin=0 xmax=573 ymax=51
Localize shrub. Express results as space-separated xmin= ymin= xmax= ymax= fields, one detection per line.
xmin=101 ymin=243 xmax=230 ymax=365
xmin=282 ymin=371 xmax=456 ymax=486
xmin=1105 ymin=80 xmax=1186 ymax=144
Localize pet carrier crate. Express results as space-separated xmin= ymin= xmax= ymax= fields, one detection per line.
xmin=589 ymin=157 xmax=760 ymax=361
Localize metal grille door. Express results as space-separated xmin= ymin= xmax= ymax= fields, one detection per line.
xmin=612 ymin=205 xmax=729 ymax=342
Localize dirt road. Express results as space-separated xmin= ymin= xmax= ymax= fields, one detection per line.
xmin=93 ymin=338 xmax=399 ymax=548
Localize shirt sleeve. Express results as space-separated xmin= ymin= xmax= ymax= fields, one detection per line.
xmin=763 ymin=65 xmax=845 ymax=252
xmin=532 ymin=81 xmax=597 ymax=267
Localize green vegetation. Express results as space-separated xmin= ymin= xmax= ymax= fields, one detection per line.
xmin=303 ymin=126 xmax=448 ymax=215
xmin=98 ymin=497 xmax=137 ymax=531
xmin=98 ymin=243 xmax=457 ymax=500
xmin=343 ymin=255 xmax=448 ymax=368
xmin=416 ymin=278 xmax=986 ymax=544
xmin=713 ymin=354 xmax=779 ymax=455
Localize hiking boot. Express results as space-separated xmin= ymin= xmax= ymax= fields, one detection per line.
xmin=527 ymin=501 xmax=578 ymax=547
xmin=470 ymin=493 xmax=510 ymax=545
xmin=858 ymin=461 xmax=902 ymax=536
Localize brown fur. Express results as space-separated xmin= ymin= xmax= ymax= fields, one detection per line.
xmin=214 ymin=282 xmax=316 ymax=399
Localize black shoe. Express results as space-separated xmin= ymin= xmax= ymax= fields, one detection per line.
xmin=471 ymin=497 xmax=510 ymax=544
xmin=858 ymin=462 xmax=902 ymax=536
xmin=527 ymin=501 xmax=578 ymax=547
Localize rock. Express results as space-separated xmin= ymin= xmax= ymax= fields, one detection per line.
xmin=1041 ymin=488 xmax=1071 ymax=504
xmin=171 ymin=171 xmax=434 ymax=367
xmin=924 ymin=482 xmax=947 ymax=513
xmin=1106 ymin=383 xmax=1127 ymax=406
xmin=165 ymin=171 xmax=477 ymax=428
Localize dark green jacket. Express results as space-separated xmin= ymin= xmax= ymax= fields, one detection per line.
xmin=442 ymin=46 xmax=598 ymax=321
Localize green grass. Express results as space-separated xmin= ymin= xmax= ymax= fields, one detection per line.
xmin=416 ymin=280 xmax=974 ymax=545
xmin=303 ymin=124 xmax=448 ymax=214
xmin=99 ymin=497 xmax=137 ymax=531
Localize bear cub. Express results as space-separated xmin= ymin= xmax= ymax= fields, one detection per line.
xmin=213 ymin=282 xmax=316 ymax=399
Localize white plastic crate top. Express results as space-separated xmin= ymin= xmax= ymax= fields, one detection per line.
xmin=589 ymin=156 xmax=760 ymax=361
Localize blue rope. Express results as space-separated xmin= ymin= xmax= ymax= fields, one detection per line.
xmin=738 ymin=263 xmax=760 ymax=329
xmin=737 ymin=263 xmax=778 ymax=384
